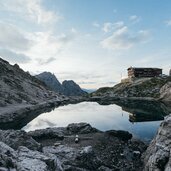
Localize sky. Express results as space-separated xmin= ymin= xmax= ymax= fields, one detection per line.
xmin=0 ymin=0 xmax=171 ymax=89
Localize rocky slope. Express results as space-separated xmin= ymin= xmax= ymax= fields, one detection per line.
xmin=0 ymin=58 xmax=70 ymax=127
xmin=0 ymin=123 xmax=147 ymax=171
xmin=0 ymin=58 xmax=65 ymax=107
xmin=92 ymin=77 xmax=171 ymax=102
xmin=36 ymin=72 xmax=87 ymax=96
xmin=62 ymin=80 xmax=87 ymax=96
xmin=143 ymin=114 xmax=171 ymax=171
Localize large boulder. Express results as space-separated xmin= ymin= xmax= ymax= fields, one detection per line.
xmin=28 ymin=123 xmax=100 ymax=141
xmin=105 ymin=130 xmax=132 ymax=141
xmin=0 ymin=141 xmax=17 ymax=169
xmin=28 ymin=127 xmax=66 ymax=141
xmin=143 ymin=114 xmax=171 ymax=171
xmin=43 ymin=145 xmax=102 ymax=170
xmin=16 ymin=146 xmax=59 ymax=171
xmin=0 ymin=130 xmax=41 ymax=151
xmin=0 ymin=141 xmax=62 ymax=171
xmin=66 ymin=123 xmax=100 ymax=134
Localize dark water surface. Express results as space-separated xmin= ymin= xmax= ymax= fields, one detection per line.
xmin=23 ymin=100 xmax=171 ymax=142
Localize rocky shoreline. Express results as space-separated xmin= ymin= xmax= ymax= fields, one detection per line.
xmin=0 ymin=114 xmax=170 ymax=170
xmin=0 ymin=123 xmax=147 ymax=171
xmin=0 ymin=96 xmax=88 ymax=130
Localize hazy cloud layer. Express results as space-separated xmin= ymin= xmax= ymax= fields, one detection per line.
xmin=0 ymin=0 xmax=60 ymax=25
xmin=0 ymin=49 xmax=31 ymax=63
xmin=0 ymin=22 xmax=32 ymax=51
xmin=101 ymin=26 xmax=150 ymax=50
xmin=129 ymin=15 xmax=141 ymax=23
xmin=93 ymin=22 xmax=100 ymax=28
xmin=28 ymin=30 xmax=77 ymax=61
xmin=165 ymin=19 xmax=171 ymax=26
xmin=36 ymin=57 xmax=56 ymax=65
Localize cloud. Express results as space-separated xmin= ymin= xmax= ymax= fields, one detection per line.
xmin=165 ymin=20 xmax=171 ymax=26
xmin=18 ymin=29 xmax=78 ymax=66
xmin=129 ymin=15 xmax=141 ymax=23
xmin=0 ymin=48 xmax=31 ymax=63
xmin=101 ymin=26 xmax=150 ymax=50
xmin=102 ymin=21 xmax=124 ymax=33
xmin=0 ymin=22 xmax=32 ymax=51
xmin=36 ymin=57 xmax=56 ymax=65
xmin=93 ymin=22 xmax=100 ymax=28
xmin=0 ymin=0 xmax=61 ymax=25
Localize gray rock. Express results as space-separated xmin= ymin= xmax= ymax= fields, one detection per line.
xmin=43 ymin=145 xmax=101 ymax=170
xmin=66 ymin=122 xmax=99 ymax=134
xmin=16 ymin=146 xmax=57 ymax=171
xmin=143 ymin=114 xmax=171 ymax=171
xmin=0 ymin=141 xmax=16 ymax=169
xmin=0 ymin=130 xmax=41 ymax=151
xmin=35 ymin=72 xmax=64 ymax=94
xmin=28 ymin=127 xmax=66 ymax=141
xmin=97 ymin=166 xmax=113 ymax=171
xmin=105 ymin=130 xmax=132 ymax=141
xmin=62 ymin=80 xmax=87 ymax=96
xmin=0 ymin=58 xmax=61 ymax=107
xmin=28 ymin=123 xmax=100 ymax=141
xmin=92 ymin=76 xmax=171 ymax=102
xmin=160 ymin=82 xmax=171 ymax=102
xmin=0 ymin=141 xmax=62 ymax=171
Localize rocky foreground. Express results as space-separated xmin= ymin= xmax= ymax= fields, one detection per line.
xmin=0 ymin=123 xmax=147 ymax=171
xmin=143 ymin=114 xmax=171 ymax=171
xmin=0 ymin=117 xmax=171 ymax=171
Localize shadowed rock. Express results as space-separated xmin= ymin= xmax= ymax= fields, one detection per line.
xmin=0 ymin=130 xmax=41 ymax=151
xmin=105 ymin=130 xmax=132 ymax=141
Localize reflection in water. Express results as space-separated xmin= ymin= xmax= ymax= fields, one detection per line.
xmin=23 ymin=100 xmax=171 ymax=142
xmin=112 ymin=100 xmax=169 ymax=123
xmin=24 ymin=119 xmax=56 ymax=131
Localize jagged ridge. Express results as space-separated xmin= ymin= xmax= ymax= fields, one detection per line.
xmin=36 ymin=72 xmax=87 ymax=96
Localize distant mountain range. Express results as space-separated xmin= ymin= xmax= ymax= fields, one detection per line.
xmin=82 ymin=88 xmax=97 ymax=93
xmin=36 ymin=72 xmax=87 ymax=96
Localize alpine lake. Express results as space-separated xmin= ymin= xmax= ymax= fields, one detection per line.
xmin=22 ymin=99 xmax=171 ymax=142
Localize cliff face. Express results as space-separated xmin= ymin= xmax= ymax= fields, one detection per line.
xmin=62 ymin=80 xmax=87 ymax=96
xmin=35 ymin=72 xmax=64 ymax=93
xmin=160 ymin=82 xmax=171 ymax=102
xmin=92 ymin=77 xmax=171 ymax=101
xmin=143 ymin=114 xmax=171 ymax=171
xmin=36 ymin=72 xmax=87 ymax=96
xmin=0 ymin=58 xmax=61 ymax=107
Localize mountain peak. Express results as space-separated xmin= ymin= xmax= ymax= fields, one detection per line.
xmin=36 ymin=72 xmax=87 ymax=96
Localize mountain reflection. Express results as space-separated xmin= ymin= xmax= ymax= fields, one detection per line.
xmin=98 ymin=99 xmax=171 ymax=123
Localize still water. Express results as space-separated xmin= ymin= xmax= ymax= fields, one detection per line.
xmin=23 ymin=100 xmax=170 ymax=142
